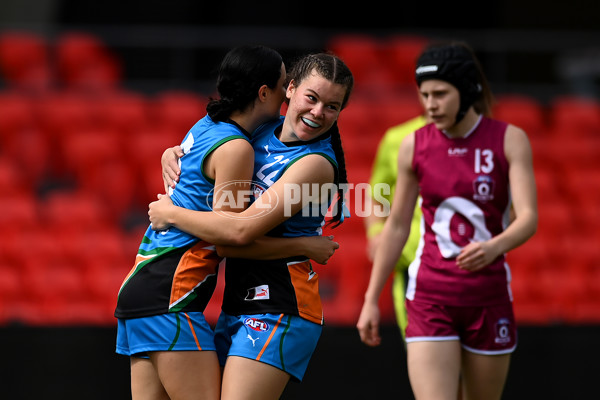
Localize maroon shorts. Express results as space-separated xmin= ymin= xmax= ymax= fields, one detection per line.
xmin=405 ymin=300 xmax=517 ymax=354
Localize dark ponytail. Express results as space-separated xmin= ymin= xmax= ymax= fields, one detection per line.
xmin=206 ymin=97 xmax=236 ymax=122
xmin=327 ymin=121 xmax=348 ymax=228
xmin=207 ymin=45 xmax=283 ymax=122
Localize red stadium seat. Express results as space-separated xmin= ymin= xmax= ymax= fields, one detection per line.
xmin=81 ymin=237 xmax=131 ymax=291
xmin=548 ymin=95 xmax=600 ymax=138
xmin=58 ymin=225 xmax=131 ymax=271
xmin=140 ymin=165 xmax=170 ymax=208
xmin=84 ymin=261 xmax=126 ymax=308
xmin=60 ymin=125 xmax=122 ymax=180
xmin=557 ymin=234 xmax=600 ymax=275
xmin=97 ymin=90 xmax=150 ymax=136
xmin=0 ymin=91 xmax=36 ymax=139
xmin=507 ymin=234 xmax=550 ymax=275
xmin=327 ymin=34 xmax=394 ymax=91
xmin=563 ymin=165 xmax=600 ymax=207
xmin=508 ymin=240 xmax=554 ymax=324
xmin=383 ymin=35 xmax=430 ymax=85
xmin=554 ymin=138 xmax=600 ymax=171
xmin=59 ymin=300 xmax=117 ymax=326
xmin=55 ymin=31 xmax=122 ymax=91
xmin=2 ymin=226 xmax=65 ymax=276
xmin=583 ymin=267 xmax=600 ymax=300
xmin=81 ymin=160 xmax=138 ymax=220
xmin=1 ymin=127 xmax=53 ymax=187
xmin=0 ymin=31 xmax=52 ymax=91
xmin=492 ymin=94 xmax=548 ymax=138
xmin=54 ymin=111 xmax=140 ymax=208
xmin=0 ymin=264 xmax=22 ymax=309
xmin=529 ymin=136 xmax=561 ymax=172
xmin=150 ymin=90 xmax=208 ymax=133
xmin=0 ymin=258 xmax=52 ymax=325
xmin=0 ymin=193 xmax=39 ymax=231
xmin=568 ymin=298 xmax=600 ymax=324
xmin=533 ymin=167 xmax=563 ymax=203
xmin=512 ymin=297 xmax=555 ymax=325
xmin=337 ymin=96 xmax=377 ymax=137
xmin=375 ymin=93 xmax=424 ymax=130
xmin=338 ymin=98 xmax=387 ymax=168
xmin=0 ymin=156 xmax=33 ymax=197
xmin=125 ymin=125 xmax=182 ymax=206
xmin=346 ymin=163 xmax=373 ymax=189
xmin=514 ymin=260 xmax=568 ymax=323
xmin=36 ymin=92 xmax=103 ymax=176
xmin=12 ymin=225 xmax=129 ymax=326
xmin=536 ymin=198 xmax=577 ymax=240
xmin=41 ymin=190 xmax=112 ymax=233
xmin=0 ymin=92 xmax=53 ymax=184
xmin=20 ymin=253 xmax=85 ymax=303
xmin=37 ymin=91 xmax=101 ymax=136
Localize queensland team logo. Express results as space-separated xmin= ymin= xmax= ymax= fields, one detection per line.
xmin=205 ymin=180 xmax=278 ymax=220
xmin=244 ymin=317 xmax=270 ymax=332
xmin=494 ymin=318 xmax=511 ymax=344
xmin=472 ymin=175 xmax=495 ymax=202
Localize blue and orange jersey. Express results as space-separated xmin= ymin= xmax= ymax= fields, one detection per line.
xmin=115 ymin=115 xmax=249 ymax=319
xmin=222 ymin=117 xmax=338 ymax=325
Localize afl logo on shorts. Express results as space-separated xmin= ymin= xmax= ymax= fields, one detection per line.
xmin=244 ymin=317 xmax=270 ymax=332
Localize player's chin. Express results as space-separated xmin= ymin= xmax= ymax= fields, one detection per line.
xmin=433 ymin=119 xmax=451 ymax=131
xmin=296 ymin=128 xmax=323 ymax=142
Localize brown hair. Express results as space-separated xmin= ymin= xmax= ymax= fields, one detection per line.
xmin=288 ymin=53 xmax=354 ymax=227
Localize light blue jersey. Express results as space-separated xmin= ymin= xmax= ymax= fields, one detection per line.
xmin=115 ymin=116 xmax=249 ymax=319
xmin=222 ymin=116 xmax=338 ymax=322
xmin=250 ymin=116 xmax=338 ymax=238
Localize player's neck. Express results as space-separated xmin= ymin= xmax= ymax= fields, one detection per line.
xmin=445 ymin=109 xmax=480 ymax=138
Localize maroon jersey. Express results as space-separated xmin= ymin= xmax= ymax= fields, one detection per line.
xmin=407 ymin=116 xmax=512 ymax=306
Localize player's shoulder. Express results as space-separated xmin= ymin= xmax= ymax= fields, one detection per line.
xmin=253 ymin=116 xmax=285 ymax=137
xmin=212 ymin=134 xmax=253 ymax=157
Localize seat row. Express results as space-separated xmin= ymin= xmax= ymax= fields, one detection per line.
xmin=0 ymin=30 xmax=122 ymax=92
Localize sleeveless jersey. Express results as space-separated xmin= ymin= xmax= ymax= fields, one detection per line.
xmin=406 ymin=116 xmax=512 ymax=306
xmin=222 ymin=116 xmax=338 ymax=325
xmin=115 ymin=116 xmax=249 ymax=319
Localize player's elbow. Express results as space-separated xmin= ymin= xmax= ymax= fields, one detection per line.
xmin=225 ymin=223 xmax=256 ymax=246
xmin=522 ymin=208 xmax=538 ymax=237
xmin=528 ymin=212 xmax=538 ymax=238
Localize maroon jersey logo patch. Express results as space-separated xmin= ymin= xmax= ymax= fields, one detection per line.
xmin=472 ymin=175 xmax=495 ymax=202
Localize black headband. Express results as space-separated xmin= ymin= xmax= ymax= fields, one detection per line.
xmin=415 ymin=44 xmax=482 ymax=123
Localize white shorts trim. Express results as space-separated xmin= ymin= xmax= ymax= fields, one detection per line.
xmin=405 ymin=335 xmax=460 ymax=343
xmin=462 ymin=343 xmax=517 ymax=355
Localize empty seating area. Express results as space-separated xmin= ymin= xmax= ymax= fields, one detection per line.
xmin=0 ymin=30 xmax=208 ymax=326
xmin=0 ymin=30 xmax=598 ymax=327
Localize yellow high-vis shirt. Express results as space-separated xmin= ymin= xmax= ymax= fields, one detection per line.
xmin=368 ymin=115 xmax=426 ymax=270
